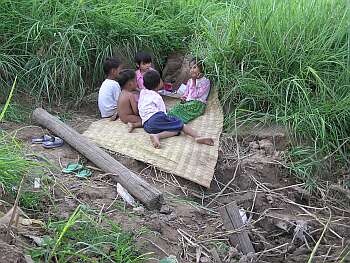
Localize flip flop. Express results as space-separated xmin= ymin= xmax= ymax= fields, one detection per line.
xmin=75 ymin=169 xmax=92 ymax=178
xmin=62 ymin=163 xmax=83 ymax=174
xmin=31 ymin=135 xmax=55 ymax=144
xmin=42 ymin=137 xmax=64 ymax=149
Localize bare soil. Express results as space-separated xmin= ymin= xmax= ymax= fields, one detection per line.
xmin=0 ymin=109 xmax=349 ymax=263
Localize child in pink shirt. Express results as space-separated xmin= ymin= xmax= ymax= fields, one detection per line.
xmin=168 ymin=58 xmax=210 ymax=123
xmin=135 ymin=51 xmax=154 ymax=89
xmin=138 ymin=70 xmax=214 ymax=149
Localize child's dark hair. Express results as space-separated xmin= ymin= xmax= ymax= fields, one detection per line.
xmin=143 ymin=70 xmax=161 ymax=90
xmin=103 ymin=57 xmax=122 ymax=75
xmin=135 ymin=51 xmax=152 ymax=67
xmin=190 ymin=57 xmax=205 ymax=73
xmin=117 ymin=69 xmax=136 ymax=88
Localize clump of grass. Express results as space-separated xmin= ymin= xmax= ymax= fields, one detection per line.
xmin=1 ymin=78 xmax=48 ymax=209
xmin=0 ymin=133 xmax=33 ymax=194
xmin=0 ymin=131 xmax=48 ymax=209
xmin=0 ymin=79 xmax=33 ymax=194
xmin=0 ymin=102 xmax=32 ymax=123
xmin=30 ymin=205 xmax=147 ymax=263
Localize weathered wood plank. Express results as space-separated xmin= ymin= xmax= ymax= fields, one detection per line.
xmin=219 ymin=202 xmax=255 ymax=254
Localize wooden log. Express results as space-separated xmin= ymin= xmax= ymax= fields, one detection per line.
xmin=219 ymin=202 xmax=255 ymax=254
xmin=32 ymin=108 xmax=163 ymax=210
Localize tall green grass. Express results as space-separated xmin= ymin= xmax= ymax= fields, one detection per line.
xmin=0 ymin=0 xmax=210 ymax=103
xmin=190 ymin=0 xmax=349 ymax=186
xmin=0 ymin=0 xmax=349 ymax=186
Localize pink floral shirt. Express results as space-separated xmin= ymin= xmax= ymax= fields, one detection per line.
xmin=138 ymin=89 xmax=166 ymax=124
xmin=183 ymin=77 xmax=211 ymax=104
xmin=135 ymin=68 xmax=155 ymax=89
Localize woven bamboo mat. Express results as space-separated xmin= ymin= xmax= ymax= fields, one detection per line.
xmin=83 ymin=90 xmax=223 ymax=188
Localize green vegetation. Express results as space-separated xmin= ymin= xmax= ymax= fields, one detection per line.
xmin=30 ymin=205 xmax=147 ymax=263
xmin=0 ymin=0 xmax=349 ymax=186
xmin=0 ymin=105 xmax=52 ymax=209
xmin=0 ymin=133 xmax=33 ymax=196
xmin=0 ymin=102 xmax=32 ymax=123
xmin=0 ymin=83 xmax=47 ymax=209
xmin=194 ymin=0 xmax=349 ymax=187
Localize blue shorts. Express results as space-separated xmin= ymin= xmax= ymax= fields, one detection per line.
xmin=144 ymin=112 xmax=184 ymax=134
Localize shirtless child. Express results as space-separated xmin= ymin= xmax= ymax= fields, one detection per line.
xmin=117 ymin=69 xmax=142 ymax=132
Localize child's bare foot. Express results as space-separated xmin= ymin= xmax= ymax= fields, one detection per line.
xmin=150 ymin=134 xmax=161 ymax=148
xmin=128 ymin=123 xmax=136 ymax=133
xmin=195 ymin=137 xmax=214 ymax=146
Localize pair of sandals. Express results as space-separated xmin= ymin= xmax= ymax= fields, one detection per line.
xmin=62 ymin=163 xmax=92 ymax=178
xmin=31 ymin=135 xmax=64 ymax=148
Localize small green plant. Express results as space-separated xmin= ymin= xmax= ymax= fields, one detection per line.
xmin=0 ymin=78 xmax=48 ymax=209
xmin=30 ymin=205 xmax=148 ymax=263
xmin=0 ymin=133 xmax=34 ymax=193
xmin=0 ymin=76 xmax=17 ymax=121
xmin=0 ymin=135 xmax=47 ymax=209
xmin=0 ymin=102 xmax=32 ymax=123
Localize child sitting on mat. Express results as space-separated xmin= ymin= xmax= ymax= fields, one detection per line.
xmin=98 ymin=57 xmax=123 ymax=118
xmin=135 ymin=51 xmax=154 ymax=90
xmin=168 ymin=58 xmax=210 ymax=123
xmin=138 ymin=70 xmax=214 ymax=149
xmin=117 ymin=69 xmax=142 ymax=133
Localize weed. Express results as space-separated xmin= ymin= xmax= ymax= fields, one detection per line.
xmin=0 ymin=76 xmax=17 ymax=121
xmin=0 ymin=102 xmax=32 ymax=123
xmin=0 ymin=80 xmax=49 ymax=209
xmin=30 ymin=205 xmax=148 ymax=263
xmin=0 ymin=131 xmax=51 ymax=210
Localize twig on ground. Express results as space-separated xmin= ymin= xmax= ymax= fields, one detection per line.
xmin=307 ymin=208 xmax=332 ymax=263
xmin=256 ymin=242 xmax=289 ymax=259
xmin=207 ymin=162 xmax=240 ymax=207
xmin=6 ymin=174 xmax=26 ymax=240
xmin=98 ymin=204 xmax=105 ymax=224
xmin=140 ymin=237 xmax=169 ymax=257
xmin=86 ymin=165 xmax=103 ymax=172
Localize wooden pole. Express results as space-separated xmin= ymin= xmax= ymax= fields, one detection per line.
xmin=219 ymin=202 xmax=255 ymax=254
xmin=32 ymin=108 xmax=163 ymax=210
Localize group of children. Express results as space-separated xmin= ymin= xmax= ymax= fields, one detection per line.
xmin=98 ymin=51 xmax=214 ymax=148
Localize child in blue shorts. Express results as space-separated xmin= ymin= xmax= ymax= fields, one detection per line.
xmin=138 ymin=70 xmax=214 ymax=148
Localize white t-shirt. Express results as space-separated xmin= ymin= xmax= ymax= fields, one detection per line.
xmin=98 ymin=79 xmax=121 ymax=118
xmin=138 ymin=89 xmax=166 ymax=124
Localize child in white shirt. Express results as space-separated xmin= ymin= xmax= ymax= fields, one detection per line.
xmin=98 ymin=57 xmax=123 ymax=118
xmin=138 ymin=70 xmax=214 ymax=148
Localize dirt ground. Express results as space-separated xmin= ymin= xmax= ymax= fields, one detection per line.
xmin=0 ymin=109 xmax=350 ymax=263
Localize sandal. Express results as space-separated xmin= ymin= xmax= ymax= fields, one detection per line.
xmin=75 ymin=169 xmax=92 ymax=178
xmin=62 ymin=163 xmax=83 ymax=174
xmin=31 ymin=135 xmax=55 ymax=144
xmin=42 ymin=137 xmax=64 ymax=149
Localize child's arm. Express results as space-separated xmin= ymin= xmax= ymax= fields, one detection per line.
xmin=193 ymin=79 xmax=210 ymax=99
xmin=181 ymin=80 xmax=191 ymax=101
xmin=130 ymin=94 xmax=139 ymax=115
